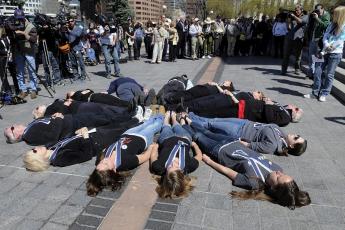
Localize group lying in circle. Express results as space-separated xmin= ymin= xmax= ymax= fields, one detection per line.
xmin=3 ymin=76 xmax=311 ymax=210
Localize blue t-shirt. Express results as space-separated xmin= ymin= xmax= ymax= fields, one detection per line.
xmin=107 ymin=77 xmax=143 ymax=94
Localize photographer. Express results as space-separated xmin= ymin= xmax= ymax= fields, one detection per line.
xmin=12 ymin=9 xmax=39 ymax=99
xmin=0 ymin=24 xmax=12 ymax=94
xmin=305 ymin=4 xmax=330 ymax=79
xmin=37 ymin=15 xmax=62 ymax=85
xmin=64 ymin=17 xmax=87 ymax=81
xmin=281 ymin=4 xmax=308 ymax=75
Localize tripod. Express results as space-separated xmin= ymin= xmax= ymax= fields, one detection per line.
xmin=42 ymin=39 xmax=56 ymax=93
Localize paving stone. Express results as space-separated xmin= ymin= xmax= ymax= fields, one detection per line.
xmin=307 ymin=188 xmax=336 ymax=206
xmin=69 ymin=223 xmax=96 ymax=230
xmin=149 ymin=210 xmax=176 ymax=222
xmin=153 ymin=203 xmax=178 ymax=213
xmin=232 ymin=211 xmax=260 ymax=230
xmin=175 ymin=206 xmax=204 ymax=226
xmin=285 ymin=205 xmax=318 ymax=222
xmin=0 ymin=166 xmax=18 ymax=178
xmin=26 ymin=183 xmax=57 ymax=200
xmin=27 ymin=201 xmax=61 ymax=221
xmin=312 ymin=206 xmax=345 ymax=225
xmin=67 ymin=189 xmax=92 ymax=207
xmin=157 ymin=198 xmax=183 ymax=205
xmin=0 ymin=177 xmax=20 ymax=194
xmin=261 ymin=216 xmax=290 ymax=230
xmin=89 ymin=197 xmax=114 ymax=208
xmin=258 ymin=201 xmax=288 ymax=218
xmin=202 ymin=208 xmax=232 ymax=230
xmin=180 ymin=191 xmax=206 ymax=207
xmin=6 ymin=197 xmax=40 ymax=216
xmin=49 ymin=204 xmax=83 ymax=225
xmin=97 ymin=189 xmax=122 ymax=200
xmin=40 ymin=222 xmax=69 ymax=230
xmin=205 ymin=193 xmax=232 ymax=211
xmin=84 ymin=205 xmax=109 ymax=217
xmin=45 ymin=186 xmax=76 ymax=203
xmin=171 ymin=223 xmax=201 ymax=230
xmin=15 ymin=219 xmax=44 ymax=230
xmin=75 ymin=215 xmax=102 ymax=227
xmin=319 ymin=223 xmax=345 ymax=230
xmin=42 ymin=173 xmax=68 ymax=187
xmin=7 ymin=181 xmax=38 ymax=199
xmin=0 ymin=213 xmax=23 ymax=230
xmin=145 ymin=219 xmax=173 ymax=230
xmin=232 ymin=199 xmax=259 ymax=214
xmin=209 ymin=171 xmax=234 ymax=194
xmin=61 ymin=175 xmax=87 ymax=189
xmin=288 ymin=220 xmax=320 ymax=230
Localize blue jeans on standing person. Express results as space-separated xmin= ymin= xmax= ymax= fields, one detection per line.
xmin=112 ymin=45 xmax=121 ymax=76
xmin=158 ymin=123 xmax=192 ymax=144
xmin=307 ymin=40 xmax=319 ymax=77
xmin=70 ymin=50 xmax=86 ymax=80
xmin=102 ymin=45 xmax=121 ymax=77
xmin=188 ymin=112 xmax=247 ymax=139
xmin=313 ymin=53 xmax=342 ymax=97
xmin=42 ymin=51 xmax=61 ymax=85
xmin=15 ymin=54 xmax=38 ymax=92
xmin=124 ymin=115 xmax=163 ymax=147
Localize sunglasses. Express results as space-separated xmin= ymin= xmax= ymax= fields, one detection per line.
xmin=32 ymin=148 xmax=37 ymax=153
xmin=294 ymin=135 xmax=300 ymax=141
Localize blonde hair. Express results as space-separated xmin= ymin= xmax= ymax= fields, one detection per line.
xmin=332 ymin=6 xmax=345 ymax=35
xmin=23 ymin=150 xmax=50 ymax=172
xmin=155 ymin=170 xmax=194 ymax=199
xmin=0 ymin=27 xmax=6 ymax=37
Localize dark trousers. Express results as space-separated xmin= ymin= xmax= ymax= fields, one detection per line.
xmin=0 ymin=57 xmax=12 ymax=93
xmin=282 ymin=38 xmax=304 ymax=72
xmin=90 ymin=93 xmax=131 ymax=108
xmin=144 ymin=35 xmax=153 ymax=59
xmin=213 ymin=36 xmax=223 ymax=56
xmin=178 ymin=35 xmax=186 ymax=58
xmin=134 ymin=38 xmax=142 ymax=59
xmin=91 ymin=42 xmax=101 ymax=63
xmin=168 ymin=41 xmax=177 ymax=61
xmin=273 ymin=35 xmax=285 ymax=58
xmin=184 ymin=94 xmax=237 ymax=118
xmin=162 ymin=39 xmax=168 ymax=61
xmin=127 ymin=41 xmax=133 ymax=60
xmin=167 ymin=85 xmax=218 ymax=105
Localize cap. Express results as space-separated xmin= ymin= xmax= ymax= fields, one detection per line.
xmin=14 ymin=9 xmax=25 ymax=19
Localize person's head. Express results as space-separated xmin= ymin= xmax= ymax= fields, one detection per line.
xmin=332 ymin=6 xmax=345 ymax=35
xmin=23 ymin=146 xmax=50 ymax=171
xmin=252 ymin=90 xmax=265 ymax=100
xmin=89 ymin=22 xmax=95 ymax=29
xmin=230 ymin=18 xmax=236 ymax=24
xmin=231 ymin=171 xmax=311 ymax=209
xmin=285 ymin=134 xmax=307 ymax=156
xmin=314 ymin=4 xmax=324 ymax=16
xmin=295 ymin=4 xmax=303 ymax=16
xmin=66 ymin=91 xmax=75 ymax=99
xmin=4 ymin=124 xmax=26 ymax=143
xmin=86 ymin=152 xmax=128 ymax=196
xmin=287 ymin=104 xmax=303 ymax=122
xmin=68 ymin=18 xmax=75 ymax=29
xmin=32 ymin=105 xmax=47 ymax=119
xmin=14 ymin=9 xmax=25 ymax=23
xmin=171 ymin=21 xmax=176 ymax=28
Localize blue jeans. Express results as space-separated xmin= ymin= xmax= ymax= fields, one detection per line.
xmin=15 ymin=54 xmax=38 ymax=92
xmin=158 ymin=123 xmax=192 ymax=144
xmin=124 ymin=115 xmax=163 ymax=147
xmin=188 ymin=112 xmax=247 ymax=139
xmin=313 ymin=53 xmax=342 ymax=97
xmin=42 ymin=51 xmax=61 ymax=84
xmin=308 ymin=40 xmax=319 ymax=77
xmin=102 ymin=45 xmax=121 ymax=76
xmin=70 ymin=50 xmax=86 ymax=79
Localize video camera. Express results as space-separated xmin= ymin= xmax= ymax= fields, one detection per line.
xmin=279 ymin=9 xmax=295 ymax=21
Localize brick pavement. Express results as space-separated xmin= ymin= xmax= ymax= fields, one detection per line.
xmin=1 ymin=56 xmax=345 ymax=230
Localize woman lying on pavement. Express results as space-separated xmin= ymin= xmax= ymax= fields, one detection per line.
xmin=150 ymin=111 xmax=202 ymax=198
xmin=187 ymin=112 xmax=307 ymax=156
xmin=86 ymin=115 xmax=164 ymax=196
xmin=182 ymin=117 xmax=311 ymax=209
xmin=23 ymin=124 xmax=136 ymax=171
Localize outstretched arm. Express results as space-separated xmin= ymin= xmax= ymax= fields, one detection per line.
xmin=137 ymin=144 xmax=155 ymax=164
xmin=202 ymin=154 xmax=238 ymax=180
xmin=191 ymin=142 xmax=202 ymax=162
xmin=149 ymin=143 xmax=159 ymax=166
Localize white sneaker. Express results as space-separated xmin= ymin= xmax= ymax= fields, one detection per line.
xmin=207 ymin=55 xmax=212 ymax=59
xmin=134 ymin=106 xmax=144 ymax=122
xmin=304 ymin=93 xmax=317 ymax=99
xmin=143 ymin=108 xmax=152 ymax=120
xmin=202 ymin=55 xmax=206 ymax=59
xmin=319 ymin=96 xmax=326 ymax=102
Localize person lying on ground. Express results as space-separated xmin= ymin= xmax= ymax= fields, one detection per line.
xmin=182 ymin=119 xmax=310 ymax=209
xmin=23 ymin=125 xmax=136 ymax=171
xmin=4 ymin=112 xmax=138 ymax=146
xmin=86 ymin=115 xmax=164 ymax=196
xmin=150 ymin=111 xmax=202 ymax=198
xmin=187 ymin=113 xmax=307 ymax=156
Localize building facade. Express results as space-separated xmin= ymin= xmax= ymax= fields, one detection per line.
xmin=41 ymin=0 xmax=60 ymax=15
xmin=23 ymin=0 xmax=42 ymax=15
xmin=128 ymin=0 xmax=164 ymax=24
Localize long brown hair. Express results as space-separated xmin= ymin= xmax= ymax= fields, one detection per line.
xmin=332 ymin=6 xmax=345 ymax=35
xmin=155 ymin=170 xmax=194 ymax=199
xmin=86 ymin=152 xmax=130 ymax=196
xmin=230 ymin=180 xmax=311 ymax=209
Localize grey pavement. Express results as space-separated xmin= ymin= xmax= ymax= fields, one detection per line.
xmin=1 ymin=55 xmax=345 ymax=230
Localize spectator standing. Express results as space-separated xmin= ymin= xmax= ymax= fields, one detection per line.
xmin=144 ymin=21 xmax=154 ymax=59
xmin=189 ymin=18 xmax=201 ymax=60
xmin=87 ymin=23 xmax=101 ymax=64
xmin=304 ymin=6 xmax=345 ymax=102
xmin=213 ymin=15 xmax=225 ymax=56
xmin=202 ymin=17 xmax=214 ymax=58
xmin=134 ymin=22 xmax=144 ymax=60
xmin=305 ymin=4 xmax=331 ymax=78
xmin=225 ymin=19 xmax=239 ymax=57
xmin=281 ymin=4 xmax=308 ymax=75
xmin=13 ymin=9 xmax=38 ymax=99
xmin=176 ymin=16 xmax=187 ymax=59
xmin=254 ymin=15 xmax=269 ymax=56
xmin=125 ymin=17 xmax=135 ymax=61
xmin=151 ymin=22 xmax=164 ymax=64
xmin=272 ymin=15 xmax=288 ymax=58
xmin=168 ymin=21 xmax=179 ymax=62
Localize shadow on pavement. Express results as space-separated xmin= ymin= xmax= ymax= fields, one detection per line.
xmin=244 ymin=66 xmax=282 ymax=75
xmin=324 ymin=117 xmax=345 ymax=125
xmin=90 ymin=71 xmax=107 ymax=78
xmin=272 ymin=78 xmax=311 ymax=88
xmin=266 ymin=87 xmax=304 ymax=97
